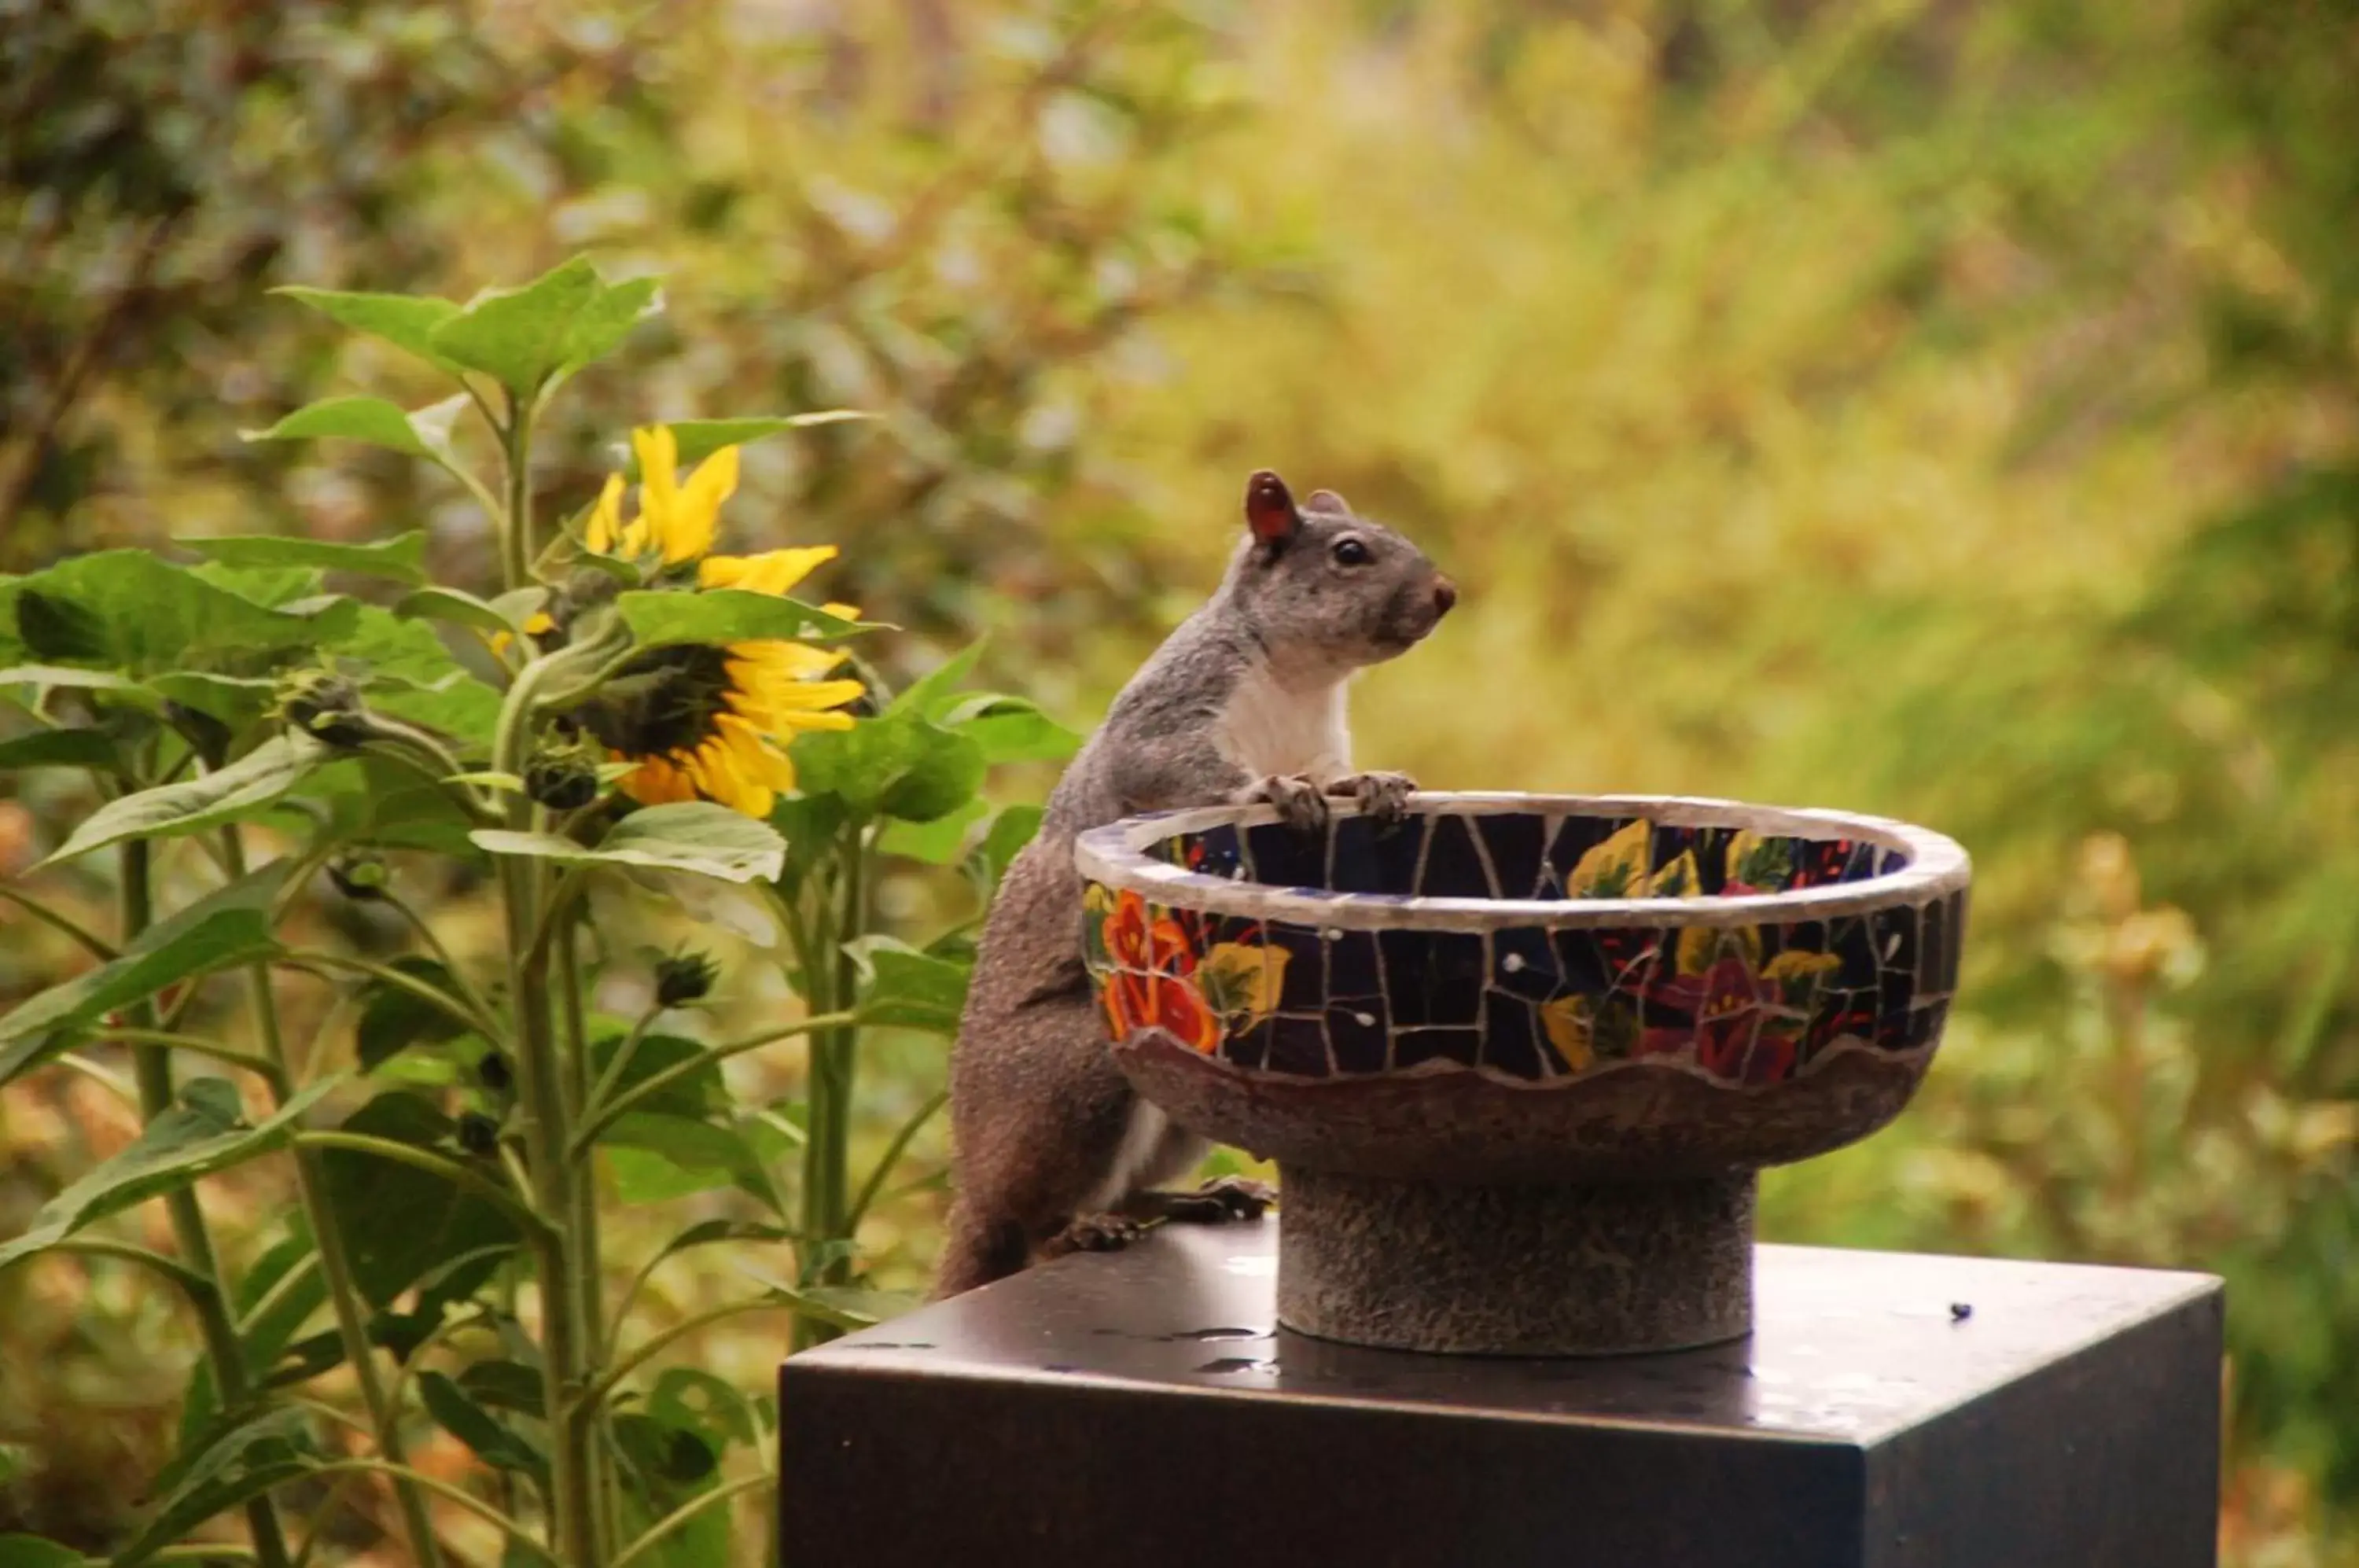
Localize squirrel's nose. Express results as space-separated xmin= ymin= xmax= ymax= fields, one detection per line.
xmin=1433 ymin=577 xmax=1458 ymax=618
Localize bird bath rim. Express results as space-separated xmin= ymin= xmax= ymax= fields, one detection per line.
xmin=1073 ymin=791 xmax=1971 ymax=931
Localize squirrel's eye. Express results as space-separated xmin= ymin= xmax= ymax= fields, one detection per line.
xmin=1331 ymin=537 xmax=1371 ymax=566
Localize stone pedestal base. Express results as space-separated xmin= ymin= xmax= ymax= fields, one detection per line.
xmin=1276 ymin=1166 xmax=1756 ymax=1355
xmin=781 ymin=1222 xmax=2226 ymax=1568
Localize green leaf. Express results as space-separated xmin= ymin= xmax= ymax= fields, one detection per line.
xmin=657 ymin=411 xmax=872 ymax=469
xmin=37 ymin=733 xmax=328 ymax=869
xmin=887 ymin=641 xmax=984 ymax=720
xmin=0 ymin=870 xmax=285 ymax=1089
xmin=429 ymin=256 xmax=602 ymax=395
xmin=356 ymin=957 xmax=473 ymax=1071
xmin=604 ymin=1115 xmax=765 ymax=1202
xmin=0 ymin=665 xmax=142 ymax=699
xmin=638 ymin=1219 xmax=790 ymax=1284
xmin=951 ymin=701 xmax=1083 ymax=764
xmin=591 ymin=1032 xmax=724 ymax=1118
xmin=615 ymin=590 xmax=871 ymax=650
xmin=559 ymin=274 xmax=663 ymax=374
xmin=114 ymin=1405 xmax=318 ymax=1568
xmin=0 ymin=552 xmax=351 ymax=680
xmin=650 ymin=1367 xmax=763 ymax=1450
xmin=396 ymin=585 xmax=546 ymax=638
xmin=239 ymin=396 xmax=440 ymax=462
xmin=0 ymin=1078 xmax=337 ymax=1277
xmin=473 ymin=802 xmax=786 ymax=883
xmin=325 ymin=603 xmax=501 ymax=746
xmin=455 ymin=1359 xmax=545 ymax=1418
xmin=273 ymin=287 xmax=462 ymax=371
xmin=0 ymin=1535 xmax=91 ymax=1567
xmin=797 ymin=1284 xmax=922 ymax=1328
xmin=846 ymin=936 xmax=970 ymax=1035
xmin=0 ymin=727 xmax=120 ymax=773
xmin=793 ymin=708 xmax=983 ymax=823
xmin=977 ymin=804 xmax=1045 ymax=889
xmin=181 ymin=1216 xmax=331 ymax=1443
xmin=419 ymin=1371 xmax=548 ymax=1483
xmin=878 ymin=798 xmax=989 ymax=864
xmin=320 ymin=1093 xmax=521 ymax=1308
xmin=296 ymin=753 xmax=482 ymax=856
xmin=184 ymin=530 xmax=429 ymax=586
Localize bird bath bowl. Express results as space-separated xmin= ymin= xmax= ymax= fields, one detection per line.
xmin=1074 ymin=793 xmax=1971 ymax=1356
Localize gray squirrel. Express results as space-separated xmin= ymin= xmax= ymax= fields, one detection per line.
xmin=934 ymin=469 xmax=1456 ymax=1297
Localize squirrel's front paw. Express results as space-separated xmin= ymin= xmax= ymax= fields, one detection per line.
xmin=1239 ymin=774 xmax=1330 ymax=836
xmin=1044 ymin=1213 xmax=1145 ymax=1257
xmin=1329 ymin=771 xmax=1415 ymax=829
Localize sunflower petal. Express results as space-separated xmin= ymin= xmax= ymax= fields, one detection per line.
xmin=588 ymin=473 xmax=627 ymax=554
xmin=699 ymin=546 xmax=840 ymax=597
xmin=664 ymin=445 xmax=739 ymax=564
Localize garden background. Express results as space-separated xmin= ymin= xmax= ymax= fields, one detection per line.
xmin=4 ymin=0 xmax=2356 ymax=1562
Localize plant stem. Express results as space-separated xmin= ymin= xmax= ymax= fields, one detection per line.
xmin=794 ymin=822 xmax=869 ymax=1351
xmin=307 ymin=1459 xmax=553 ymax=1564
xmin=221 ymin=828 xmax=444 ymax=1568
xmin=613 ymin=1474 xmax=771 ymax=1568
xmin=501 ymin=396 xmax=536 ymax=596
xmin=492 ymin=416 xmax=598 ymax=1563
xmin=289 ymin=1132 xmax=552 ymax=1239
xmin=120 ymin=838 xmax=295 ymax=1568
xmin=557 ymin=914 xmax=620 ymax=1562
xmin=0 ymin=882 xmax=118 ymax=959
xmin=91 ymin=1028 xmax=287 ymax=1088
xmin=569 ymin=1010 xmax=860 ymax=1158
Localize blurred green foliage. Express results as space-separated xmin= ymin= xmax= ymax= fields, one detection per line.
xmin=6 ymin=0 xmax=2357 ymax=1561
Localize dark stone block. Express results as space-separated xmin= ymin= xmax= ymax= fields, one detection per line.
xmin=782 ymin=1224 xmax=2224 ymax=1568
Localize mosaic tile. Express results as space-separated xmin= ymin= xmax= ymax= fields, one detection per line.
xmin=1393 ymin=1025 xmax=1482 ymax=1071
xmin=1380 ymin=929 xmax=1485 ymax=1027
xmin=1329 ymin=812 xmax=1427 ymax=896
xmin=1491 ymin=926 xmax=1562 ymax=1003
xmin=1544 ymin=814 xmax=1628 ymax=885
xmin=1224 ymin=1016 xmax=1272 ymax=1072
xmin=1480 ymin=994 xmax=1549 ymax=1080
xmin=1917 ymin=896 xmax=1949 ymax=995
xmin=1325 ymin=1003 xmax=1389 ymax=1074
xmin=1475 ymin=812 xmax=1548 ymax=898
xmin=1263 ymin=1015 xmax=1330 ymax=1077
xmin=1246 ymin=821 xmax=1327 ymax=892
xmin=1326 ymin=930 xmax=1382 ymax=1001
xmin=1267 ymin=921 xmax=1327 ymax=1013
xmin=1872 ymin=903 xmax=1920 ymax=1023
xmin=1419 ymin=812 xmax=1493 ymax=898
xmin=1827 ymin=915 xmax=1879 ymax=990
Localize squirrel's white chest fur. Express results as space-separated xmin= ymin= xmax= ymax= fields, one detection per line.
xmin=1213 ymin=664 xmax=1352 ymax=782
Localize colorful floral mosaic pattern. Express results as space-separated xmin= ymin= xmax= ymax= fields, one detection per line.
xmin=1080 ymin=804 xmax=1967 ymax=1088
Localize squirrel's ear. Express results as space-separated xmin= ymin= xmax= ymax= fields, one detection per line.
xmin=1304 ymin=488 xmax=1352 ymax=516
xmin=1245 ymin=469 xmax=1301 ymax=547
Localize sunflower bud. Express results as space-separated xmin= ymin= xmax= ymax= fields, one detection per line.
xmin=327 ymin=853 xmax=391 ymax=901
xmin=162 ymin=701 xmax=234 ymax=769
xmin=277 ymin=670 xmax=373 ymax=749
xmin=456 ymin=1111 xmax=501 ymax=1158
xmin=524 ymin=741 xmax=602 ymax=812
xmin=655 ymin=951 xmax=719 ymax=1008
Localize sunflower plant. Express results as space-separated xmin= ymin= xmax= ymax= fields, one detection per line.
xmin=0 ymin=257 xmax=1072 ymax=1567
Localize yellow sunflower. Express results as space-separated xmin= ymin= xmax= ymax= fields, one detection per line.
xmin=571 ymin=425 xmax=864 ymax=819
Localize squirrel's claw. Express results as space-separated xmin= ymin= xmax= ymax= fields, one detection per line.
xmin=1330 ymin=771 xmax=1415 ymax=829
xmin=1240 ymin=774 xmax=1330 ymax=836
xmin=1045 ymin=1213 xmax=1147 ymax=1257
xmin=1150 ymin=1176 xmax=1277 ymax=1224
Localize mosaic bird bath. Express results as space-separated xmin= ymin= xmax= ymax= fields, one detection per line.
xmin=1074 ymin=793 xmax=1971 ymax=1356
